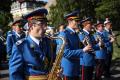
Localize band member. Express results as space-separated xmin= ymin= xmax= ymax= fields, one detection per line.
xmin=94 ymin=20 xmax=108 ymax=80
xmin=56 ymin=11 xmax=92 ymax=80
xmin=6 ymin=19 xmax=26 ymax=57
xmin=9 ymin=8 xmax=55 ymax=80
xmin=7 ymin=21 xmax=16 ymax=36
xmin=103 ymin=18 xmax=115 ymax=77
xmin=78 ymin=17 xmax=100 ymax=80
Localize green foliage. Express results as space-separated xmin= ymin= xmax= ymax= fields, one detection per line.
xmin=95 ymin=0 xmax=120 ymax=30
xmin=49 ymin=0 xmax=96 ymax=27
xmin=49 ymin=0 xmax=120 ymax=30
xmin=0 ymin=0 xmax=13 ymax=34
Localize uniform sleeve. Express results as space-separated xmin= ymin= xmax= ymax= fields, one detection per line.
xmin=102 ymin=32 xmax=113 ymax=48
xmin=104 ymin=37 xmax=112 ymax=47
xmin=9 ymin=44 xmax=24 ymax=80
xmin=6 ymin=35 xmax=13 ymax=56
xmin=56 ymin=32 xmax=83 ymax=59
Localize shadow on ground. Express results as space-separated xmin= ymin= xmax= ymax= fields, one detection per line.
xmin=103 ymin=58 xmax=120 ymax=80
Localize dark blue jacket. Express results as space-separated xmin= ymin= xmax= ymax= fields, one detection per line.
xmin=9 ymin=36 xmax=54 ymax=80
xmin=56 ymin=27 xmax=83 ymax=77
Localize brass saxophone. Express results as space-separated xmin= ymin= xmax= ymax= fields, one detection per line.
xmin=48 ymin=36 xmax=66 ymax=80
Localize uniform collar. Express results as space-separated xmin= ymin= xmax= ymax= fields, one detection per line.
xmin=104 ymin=27 xmax=110 ymax=32
xmin=13 ymin=30 xmax=16 ymax=32
xmin=15 ymin=32 xmax=21 ymax=37
xmin=67 ymin=26 xmax=76 ymax=33
xmin=29 ymin=35 xmax=40 ymax=46
xmin=97 ymin=30 xmax=103 ymax=34
xmin=83 ymin=29 xmax=89 ymax=34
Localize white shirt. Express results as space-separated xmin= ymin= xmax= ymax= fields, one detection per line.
xmin=29 ymin=35 xmax=40 ymax=46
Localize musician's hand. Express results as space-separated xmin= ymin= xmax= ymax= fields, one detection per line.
xmin=110 ymin=37 xmax=115 ymax=42
xmin=83 ymin=45 xmax=92 ymax=52
xmin=56 ymin=68 xmax=63 ymax=80
xmin=98 ymin=42 xmax=105 ymax=48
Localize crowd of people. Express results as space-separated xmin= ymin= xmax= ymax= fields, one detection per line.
xmin=0 ymin=8 xmax=116 ymax=80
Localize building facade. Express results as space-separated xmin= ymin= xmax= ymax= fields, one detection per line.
xmin=11 ymin=0 xmax=47 ymax=20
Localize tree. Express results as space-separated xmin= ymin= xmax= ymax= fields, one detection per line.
xmin=95 ymin=0 xmax=120 ymax=30
xmin=49 ymin=0 xmax=96 ymax=28
xmin=0 ymin=0 xmax=13 ymax=34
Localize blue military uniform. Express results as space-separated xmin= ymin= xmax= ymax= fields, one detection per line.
xmin=56 ymin=10 xmax=84 ymax=80
xmin=94 ymin=31 xmax=107 ymax=59
xmin=94 ymin=21 xmax=108 ymax=59
xmin=103 ymin=29 xmax=113 ymax=53
xmin=93 ymin=21 xmax=108 ymax=80
xmin=78 ymin=18 xmax=99 ymax=80
xmin=6 ymin=19 xmax=26 ymax=56
xmin=9 ymin=8 xmax=55 ymax=80
xmin=9 ymin=36 xmax=54 ymax=80
xmin=103 ymin=19 xmax=113 ymax=77
xmin=7 ymin=30 xmax=16 ymax=36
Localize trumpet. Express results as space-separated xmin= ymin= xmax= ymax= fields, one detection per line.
xmin=110 ymin=30 xmax=120 ymax=48
xmin=109 ymin=30 xmax=120 ymax=47
xmin=96 ymin=34 xmax=105 ymax=49
xmin=82 ymin=35 xmax=95 ymax=54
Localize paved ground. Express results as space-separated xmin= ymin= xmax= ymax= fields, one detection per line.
xmin=0 ymin=58 xmax=120 ymax=80
xmin=0 ymin=62 xmax=9 ymax=80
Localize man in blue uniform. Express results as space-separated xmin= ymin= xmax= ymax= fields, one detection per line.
xmin=9 ymin=8 xmax=55 ymax=80
xmin=94 ymin=20 xmax=109 ymax=80
xmin=6 ymin=19 xmax=26 ymax=57
xmin=56 ymin=11 xmax=92 ymax=80
xmin=78 ymin=18 xmax=100 ymax=80
xmin=103 ymin=18 xmax=115 ymax=77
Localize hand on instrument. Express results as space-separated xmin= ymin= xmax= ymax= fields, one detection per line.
xmin=83 ymin=45 xmax=93 ymax=53
xmin=110 ymin=37 xmax=115 ymax=43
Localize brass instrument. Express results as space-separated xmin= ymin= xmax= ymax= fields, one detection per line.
xmin=83 ymin=36 xmax=91 ymax=46
xmin=96 ymin=34 xmax=105 ymax=49
xmin=47 ymin=36 xmax=66 ymax=80
xmin=109 ymin=30 xmax=120 ymax=47
xmin=82 ymin=35 xmax=95 ymax=54
xmin=0 ymin=35 xmax=6 ymax=45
